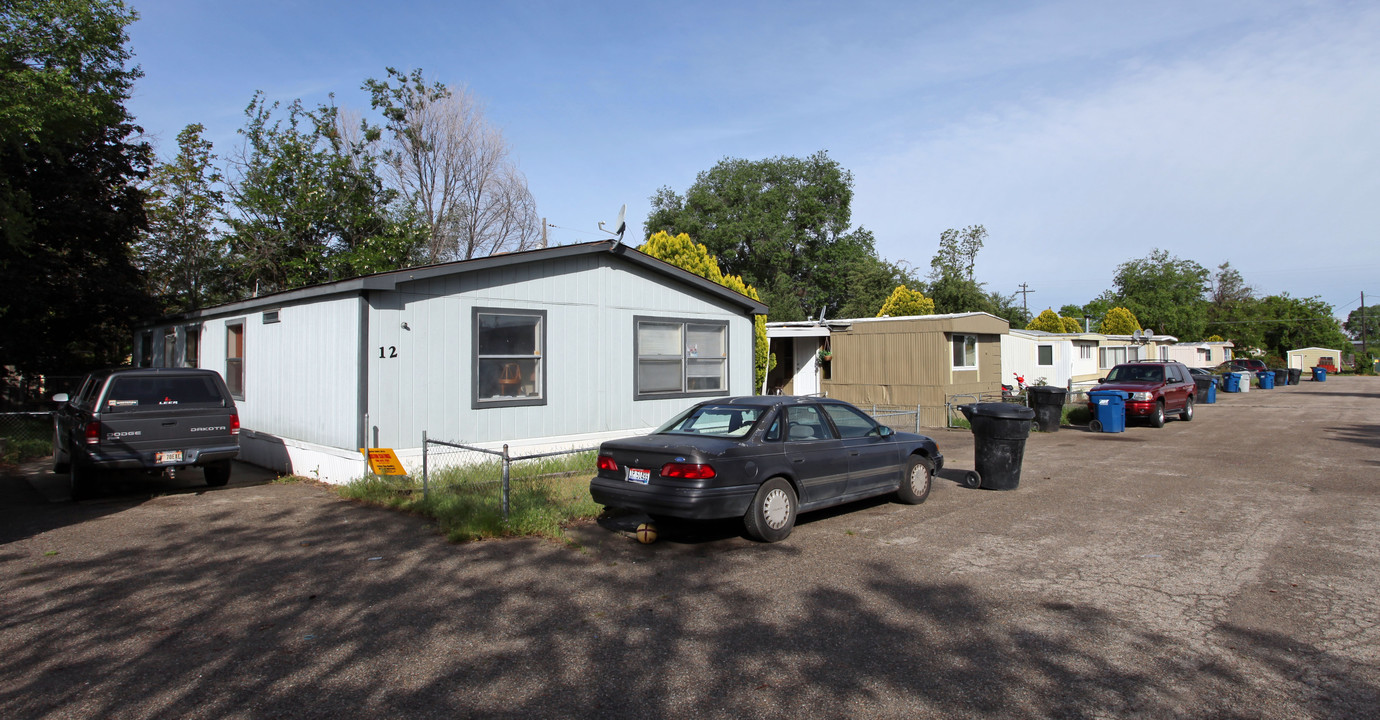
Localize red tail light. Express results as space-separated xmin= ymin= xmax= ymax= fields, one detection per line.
xmin=84 ymin=421 xmax=100 ymax=445
xmin=229 ymin=413 xmax=240 ymax=436
xmin=596 ymin=455 xmax=618 ymax=471
xmin=660 ymin=462 xmax=716 ymax=480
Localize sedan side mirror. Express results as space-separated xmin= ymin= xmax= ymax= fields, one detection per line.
xmin=51 ymin=393 xmax=69 ymax=403
xmin=875 ymin=425 xmax=894 ymax=438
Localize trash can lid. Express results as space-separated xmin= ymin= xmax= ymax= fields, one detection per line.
xmin=1088 ymin=389 xmax=1129 ymax=399
xmin=1026 ymin=386 xmax=1067 ymax=395
xmin=965 ymin=402 xmax=1036 ymax=419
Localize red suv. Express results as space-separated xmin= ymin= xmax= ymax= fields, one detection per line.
xmin=1088 ymin=361 xmax=1196 ymax=428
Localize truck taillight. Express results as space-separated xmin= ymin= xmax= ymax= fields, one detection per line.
xmin=596 ymin=455 xmax=618 ymax=471
xmin=229 ymin=413 xmax=240 ymax=436
xmin=660 ymin=462 xmax=716 ymax=480
xmin=84 ymin=421 xmax=100 ymax=445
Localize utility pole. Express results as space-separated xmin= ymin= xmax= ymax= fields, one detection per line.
xmin=1017 ymin=283 xmax=1034 ymax=317
xmin=1362 ymin=291 xmax=1368 ymax=361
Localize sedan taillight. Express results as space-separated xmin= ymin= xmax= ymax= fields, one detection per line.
xmin=84 ymin=421 xmax=100 ymax=445
xmin=660 ymin=462 xmax=716 ymax=480
xmin=596 ymin=455 xmax=618 ymax=471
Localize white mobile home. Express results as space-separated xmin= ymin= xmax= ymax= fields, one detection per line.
xmin=135 ymin=241 xmax=767 ymax=483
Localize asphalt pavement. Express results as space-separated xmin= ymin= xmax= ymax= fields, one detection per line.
xmin=1 ymin=376 xmax=1377 ymax=719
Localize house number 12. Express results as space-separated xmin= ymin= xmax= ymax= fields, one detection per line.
xmin=378 ymin=346 xmax=397 ymax=359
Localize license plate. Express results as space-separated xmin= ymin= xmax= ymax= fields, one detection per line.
xmin=626 ymin=467 xmax=650 ymax=485
xmin=155 ymin=450 xmax=183 ymax=464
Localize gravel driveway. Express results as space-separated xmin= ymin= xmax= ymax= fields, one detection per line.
xmin=2 ymin=376 xmax=1377 ymax=719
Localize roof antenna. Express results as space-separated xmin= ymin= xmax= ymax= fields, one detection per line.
xmin=598 ymin=204 xmax=627 ymax=244
xmin=818 ymin=306 xmax=827 ymax=323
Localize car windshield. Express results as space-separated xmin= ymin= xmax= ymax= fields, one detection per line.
xmin=655 ymin=405 xmax=765 ymax=438
xmin=1106 ymin=365 xmax=1164 ymax=383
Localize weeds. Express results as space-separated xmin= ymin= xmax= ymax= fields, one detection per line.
xmin=336 ymin=451 xmax=601 ymax=542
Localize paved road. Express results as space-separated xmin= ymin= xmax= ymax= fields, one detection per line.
xmin=2 ymin=377 xmax=1377 ymax=719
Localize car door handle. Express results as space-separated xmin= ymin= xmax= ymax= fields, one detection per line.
xmin=849 ymin=452 xmax=859 ymax=456
xmin=162 ymin=421 xmax=176 ymax=426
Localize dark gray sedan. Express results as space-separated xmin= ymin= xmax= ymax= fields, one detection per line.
xmin=589 ymin=396 xmax=944 ymax=542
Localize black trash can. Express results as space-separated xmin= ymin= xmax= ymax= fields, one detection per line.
xmin=1288 ymin=367 xmax=1302 ymax=385
xmin=1026 ymin=386 xmax=1067 ymax=433
xmin=958 ymin=402 xmax=1036 ymax=491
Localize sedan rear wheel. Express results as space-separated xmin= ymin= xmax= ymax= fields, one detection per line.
xmin=897 ymin=456 xmax=933 ymax=504
xmin=204 ymin=459 xmax=231 ymax=487
xmin=744 ymin=478 xmax=797 ymax=543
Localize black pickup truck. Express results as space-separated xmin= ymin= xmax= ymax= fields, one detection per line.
xmin=52 ymin=368 xmax=240 ymax=499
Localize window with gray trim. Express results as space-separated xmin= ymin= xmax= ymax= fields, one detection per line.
xmin=1037 ymin=344 xmax=1054 ymax=366
xmin=635 ymin=317 xmax=728 ymax=399
xmin=473 ymin=308 xmax=546 ymax=408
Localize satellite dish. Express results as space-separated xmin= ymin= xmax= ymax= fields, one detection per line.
xmin=1143 ymin=331 xmax=1155 ymax=343
xmin=1133 ymin=329 xmax=1143 ymax=341
xmin=598 ymin=204 xmax=627 ymax=243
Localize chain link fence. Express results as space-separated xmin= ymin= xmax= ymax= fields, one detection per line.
xmin=419 ymin=433 xmax=598 ymax=522
xmin=944 ymin=389 xmax=1091 ymax=428
xmin=0 ymin=411 xmax=54 ymax=463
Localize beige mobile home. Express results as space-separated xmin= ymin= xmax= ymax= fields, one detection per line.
xmin=1287 ymin=347 xmax=1344 ymax=372
xmin=766 ymin=312 xmax=1009 ymax=427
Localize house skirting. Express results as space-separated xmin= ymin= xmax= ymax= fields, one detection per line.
xmin=238 ymin=426 xmax=657 ymax=485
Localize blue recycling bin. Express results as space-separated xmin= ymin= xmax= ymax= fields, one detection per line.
xmin=1257 ymin=370 xmax=1275 ymax=389
xmin=1223 ymin=372 xmax=1242 ymax=393
xmin=1087 ymin=390 xmax=1127 ymax=433
xmin=1312 ymin=366 xmax=1327 ymax=382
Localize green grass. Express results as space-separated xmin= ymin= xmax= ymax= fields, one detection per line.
xmin=1062 ymin=404 xmax=1091 ymax=426
xmin=336 ymin=450 xmax=601 ymax=543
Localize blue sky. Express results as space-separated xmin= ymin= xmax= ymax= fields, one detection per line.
xmin=124 ymin=0 xmax=1379 ymax=321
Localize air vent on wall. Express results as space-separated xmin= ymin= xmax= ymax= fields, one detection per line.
xmin=263 ymin=310 xmax=280 ymax=324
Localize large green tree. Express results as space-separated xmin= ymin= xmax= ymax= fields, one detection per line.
xmin=223 ymin=92 xmax=427 ymax=295
xmin=835 ymin=256 xmax=921 ymax=319
xmin=0 ymin=0 xmax=154 ymax=373
xmin=645 ymin=151 xmax=876 ymax=321
xmin=1343 ymin=305 xmax=1379 ymax=344
xmin=137 ymin=123 xmax=228 ymax=313
xmin=1204 ymin=262 xmax=1260 ymax=349
xmin=1111 ymin=249 xmax=1210 ymax=341
xmin=1255 ymin=294 xmax=1349 ymax=359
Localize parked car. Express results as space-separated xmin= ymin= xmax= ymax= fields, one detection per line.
xmin=52 ymin=368 xmax=240 ymax=500
xmin=1213 ymin=359 xmax=1267 ymax=373
xmin=589 ymin=396 xmax=944 ymax=542
xmin=1087 ymin=361 xmax=1196 ymax=428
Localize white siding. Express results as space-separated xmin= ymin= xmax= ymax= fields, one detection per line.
xmin=199 ymin=299 xmax=361 ymax=449
xmin=365 ymin=253 xmax=754 ymax=448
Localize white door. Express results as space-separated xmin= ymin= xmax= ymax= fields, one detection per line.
xmin=792 ymin=338 xmax=819 ymax=396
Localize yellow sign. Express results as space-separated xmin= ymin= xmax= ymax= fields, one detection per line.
xmin=360 ymin=448 xmax=407 ymax=475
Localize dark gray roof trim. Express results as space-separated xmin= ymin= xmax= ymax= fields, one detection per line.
xmin=151 ymin=240 xmax=768 ymax=323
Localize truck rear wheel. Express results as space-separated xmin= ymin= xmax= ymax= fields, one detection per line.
xmin=204 ymin=460 xmax=232 ymax=487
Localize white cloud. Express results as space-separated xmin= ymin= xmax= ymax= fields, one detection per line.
xmin=854 ymin=4 xmax=1380 ymax=310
